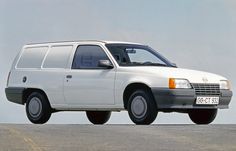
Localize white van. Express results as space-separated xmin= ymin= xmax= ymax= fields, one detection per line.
xmin=5 ymin=40 xmax=232 ymax=125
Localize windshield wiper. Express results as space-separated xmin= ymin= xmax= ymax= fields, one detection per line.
xmin=120 ymin=62 xmax=167 ymax=66
xmin=141 ymin=62 xmax=167 ymax=66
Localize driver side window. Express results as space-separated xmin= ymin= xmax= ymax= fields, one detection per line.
xmin=72 ymin=45 xmax=110 ymax=69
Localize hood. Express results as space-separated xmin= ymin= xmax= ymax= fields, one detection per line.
xmin=120 ymin=67 xmax=226 ymax=83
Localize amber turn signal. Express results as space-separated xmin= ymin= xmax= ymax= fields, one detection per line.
xmin=169 ymin=78 xmax=176 ymax=89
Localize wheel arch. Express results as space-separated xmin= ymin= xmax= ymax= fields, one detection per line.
xmin=23 ymin=88 xmax=50 ymax=105
xmin=123 ymin=82 xmax=154 ymax=109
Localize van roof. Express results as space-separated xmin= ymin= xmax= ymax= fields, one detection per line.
xmin=25 ymin=40 xmax=143 ymax=46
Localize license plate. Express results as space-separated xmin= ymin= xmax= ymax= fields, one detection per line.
xmin=196 ymin=97 xmax=219 ymax=105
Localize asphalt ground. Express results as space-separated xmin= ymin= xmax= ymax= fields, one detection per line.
xmin=0 ymin=124 xmax=235 ymax=151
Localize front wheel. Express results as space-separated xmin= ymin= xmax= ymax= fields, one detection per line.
xmin=127 ymin=89 xmax=157 ymax=125
xmin=86 ymin=111 xmax=111 ymax=125
xmin=188 ymin=109 xmax=217 ymax=124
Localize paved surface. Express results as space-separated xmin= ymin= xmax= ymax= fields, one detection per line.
xmin=0 ymin=124 xmax=235 ymax=151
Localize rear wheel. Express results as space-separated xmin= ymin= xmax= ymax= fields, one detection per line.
xmin=188 ymin=109 xmax=217 ymax=124
xmin=127 ymin=89 xmax=157 ymax=125
xmin=26 ymin=92 xmax=51 ymax=124
xmin=86 ymin=111 xmax=111 ymax=125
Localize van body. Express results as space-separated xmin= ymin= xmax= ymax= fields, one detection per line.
xmin=5 ymin=40 xmax=232 ymax=124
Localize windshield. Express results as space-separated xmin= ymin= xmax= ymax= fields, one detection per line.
xmin=105 ymin=44 xmax=174 ymax=67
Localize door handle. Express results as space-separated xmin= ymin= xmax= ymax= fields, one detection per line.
xmin=66 ymin=75 xmax=72 ymax=79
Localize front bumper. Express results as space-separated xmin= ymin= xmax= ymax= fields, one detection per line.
xmin=151 ymin=88 xmax=232 ymax=110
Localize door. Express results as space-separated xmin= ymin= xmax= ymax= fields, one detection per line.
xmin=64 ymin=45 xmax=116 ymax=106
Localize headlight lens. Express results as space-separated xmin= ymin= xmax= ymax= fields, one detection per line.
xmin=169 ymin=78 xmax=192 ymax=89
xmin=220 ymin=80 xmax=230 ymax=90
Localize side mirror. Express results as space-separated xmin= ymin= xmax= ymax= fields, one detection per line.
xmin=98 ymin=60 xmax=114 ymax=69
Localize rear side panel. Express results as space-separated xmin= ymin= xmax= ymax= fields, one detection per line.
xmin=7 ymin=44 xmax=75 ymax=108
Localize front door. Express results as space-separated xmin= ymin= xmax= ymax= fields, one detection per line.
xmin=64 ymin=45 xmax=115 ymax=106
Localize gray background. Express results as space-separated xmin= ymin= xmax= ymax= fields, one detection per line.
xmin=0 ymin=0 xmax=235 ymax=124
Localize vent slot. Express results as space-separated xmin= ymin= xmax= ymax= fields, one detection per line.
xmin=192 ymin=83 xmax=220 ymax=96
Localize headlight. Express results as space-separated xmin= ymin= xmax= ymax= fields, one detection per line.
xmin=220 ymin=80 xmax=230 ymax=90
xmin=169 ymin=78 xmax=192 ymax=89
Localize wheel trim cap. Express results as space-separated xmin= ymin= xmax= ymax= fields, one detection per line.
xmin=131 ymin=96 xmax=147 ymax=119
xmin=28 ymin=97 xmax=42 ymax=118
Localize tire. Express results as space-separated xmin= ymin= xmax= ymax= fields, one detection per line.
xmin=127 ymin=89 xmax=157 ymax=125
xmin=86 ymin=111 xmax=111 ymax=125
xmin=188 ymin=109 xmax=217 ymax=125
xmin=26 ymin=92 xmax=52 ymax=124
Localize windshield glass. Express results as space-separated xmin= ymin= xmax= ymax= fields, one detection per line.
xmin=105 ymin=44 xmax=174 ymax=67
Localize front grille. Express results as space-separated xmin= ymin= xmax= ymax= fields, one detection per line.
xmin=191 ymin=83 xmax=220 ymax=96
